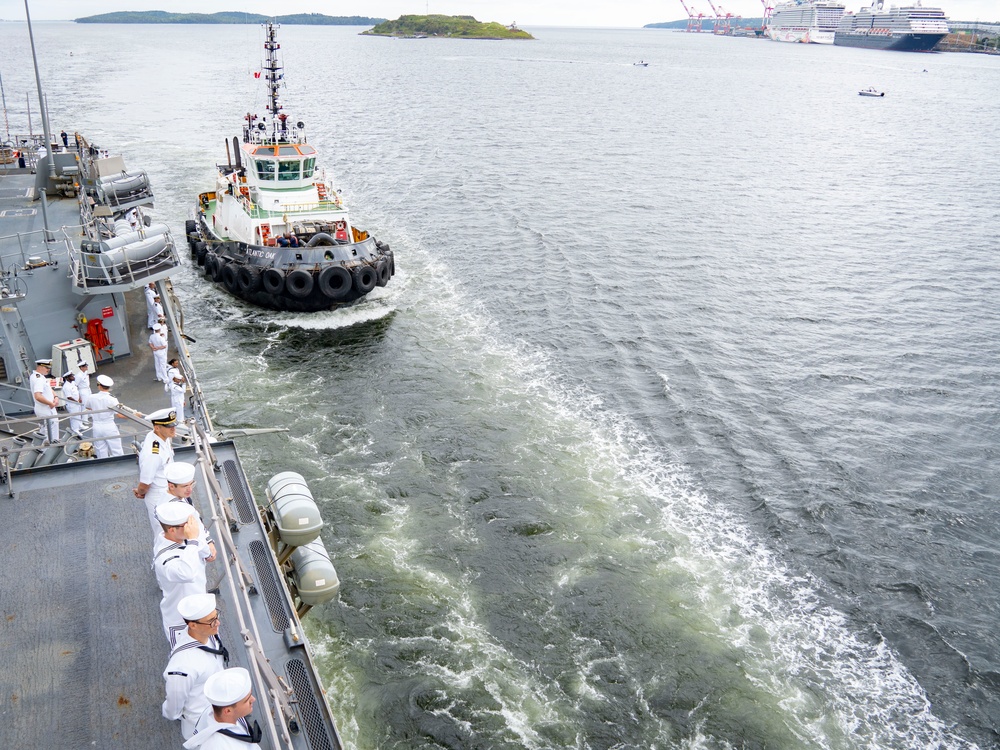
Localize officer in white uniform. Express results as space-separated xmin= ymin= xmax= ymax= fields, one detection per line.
xmin=165 ymin=462 xmax=216 ymax=560
xmin=30 ymin=358 xmax=59 ymax=442
xmin=75 ymin=362 xmax=92 ymax=427
xmin=166 ymin=358 xmax=187 ymax=421
xmin=153 ymin=502 xmax=211 ymax=646
xmin=84 ymin=374 xmax=124 ymax=458
xmin=149 ymin=324 xmax=169 ymax=383
xmin=61 ymin=372 xmax=85 ymax=435
xmin=183 ymin=668 xmax=262 ymax=749
xmin=163 ymin=593 xmax=229 ymax=739
xmin=145 ymin=282 xmax=159 ymax=329
xmin=135 ymin=409 xmax=176 ymax=536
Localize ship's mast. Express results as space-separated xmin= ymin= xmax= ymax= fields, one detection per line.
xmin=262 ymin=21 xmax=286 ymax=143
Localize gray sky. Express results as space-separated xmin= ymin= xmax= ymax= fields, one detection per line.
xmin=2 ymin=1 xmax=995 ymax=28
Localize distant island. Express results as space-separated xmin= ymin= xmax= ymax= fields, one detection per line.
xmin=74 ymin=11 xmax=385 ymax=25
xmin=362 ymin=15 xmax=534 ymax=39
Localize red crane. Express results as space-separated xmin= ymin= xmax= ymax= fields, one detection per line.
xmin=704 ymin=0 xmax=737 ymax=34
xmin=677 ymin=0 xmax=706 ymax=32
xmin=759 ymin=0 xmax=774 ymax=32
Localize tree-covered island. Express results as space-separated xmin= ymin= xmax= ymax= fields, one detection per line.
xmin=74 ymin=11 xmax=385 ymax=24
xmin=362 ymin=15 xmax=534 ymax=39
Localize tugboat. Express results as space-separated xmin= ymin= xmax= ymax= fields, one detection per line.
xmin=190 ymin=21 xmax=394 ymax=313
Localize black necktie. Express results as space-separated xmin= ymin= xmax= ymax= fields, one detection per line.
xmin=218 ymin=718 xmax=262 ymax=744
xmin=198 ymin=636 xmax=230 ymax=665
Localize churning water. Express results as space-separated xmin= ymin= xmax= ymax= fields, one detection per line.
xmin=3 ymin=21 xmax=999 ymax=749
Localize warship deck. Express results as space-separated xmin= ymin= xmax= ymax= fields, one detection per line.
xmin=0 ymin=162 xmax=340 ymax=749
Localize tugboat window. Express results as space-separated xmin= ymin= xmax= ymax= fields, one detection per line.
xmin=256 ymin=159 xmax=276 ymax=181
xmin=302 ymin=158 xmax=316 ymax=179
xmin=278 ymin=160 xmax=300 ymax=181
xmin=279 ymin=146 xmax=298 ymax=156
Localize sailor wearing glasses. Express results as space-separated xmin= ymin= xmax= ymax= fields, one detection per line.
xmin=163 ymin=593 xmax=229 ymax=740
xmin=184 ymin=668 xmax=263 ymax=749
xmin=153 ymin=502 xmax=211 ymax=647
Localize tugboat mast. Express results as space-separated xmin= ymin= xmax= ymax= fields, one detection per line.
xmin=262 ymin=21 xmax=286 ymax=143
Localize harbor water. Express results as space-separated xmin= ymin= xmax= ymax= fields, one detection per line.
xmin=3 ymin=22 xmax=999 ymax=749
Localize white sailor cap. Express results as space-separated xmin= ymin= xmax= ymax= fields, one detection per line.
xmin=164 ymin=462 xmax=196 ymax=485
xmin=155 ymin=501 xmax=193 ymax=526
xmin=204 ymin=668 xmax=252 ymax=706
xmin=78 ymin=361 xmax=89 ymax=369
xmin=152 ymin=324 xmax=161 ymax=331
xmin=148 ymin=408 xmax=177 ymax=427
xmin=178 ymin=593 xmax=216 ymax=622
xmin=35 ymin=358 xmax=52 ymax=366
xmin=96 ymin=374 xmax=113 ymax=387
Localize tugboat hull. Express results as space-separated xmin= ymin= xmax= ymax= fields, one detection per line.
xmin=189 ymin=219 xmax=394 ymax=313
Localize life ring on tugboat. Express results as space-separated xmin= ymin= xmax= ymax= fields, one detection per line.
xmin=335 ymin=221 xmax=348 ymax=242
xmin=261 ymin=268 xmax=285 ymax=295
xmin=236 ymin=265 xmax=262 ymax=293
xmin=375 ymin=259 xmax=391 ymax=287
xmin=352 ymin=264 xmax=377 ymax=294
xmin=285 ymin=269 xmax=314 ymax=298
xmin=222 ymin=263 xmax=240 ymax=292
xmin=318 ymin=266 xmax=352 ymax=300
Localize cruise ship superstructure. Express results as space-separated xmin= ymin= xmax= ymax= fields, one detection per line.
xmin=835 ymin=0 xmax=949 ymax=50
xmin=767 ymin=0 xmax=846 ymax=43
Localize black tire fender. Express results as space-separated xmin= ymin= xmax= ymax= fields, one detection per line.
xmin=221 ymin=263 xmax=239 ymax=292
xmin=375 ymin=259 xmax=390 ymax=287
xmin=285 ymin=269 xmax=314 ymax=298
xmin=352 ymin=264 xmax=377 ymax=294
xmin=236 ymin=265 xmax=262 ymax=294
xmin=261 ymin=268 xmax=285 ymax=295
xmin=317 ymin=266 xmax=352 ymax=300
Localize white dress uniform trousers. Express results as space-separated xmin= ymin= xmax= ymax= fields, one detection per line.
xmin=84 ymin=391 xmax=123 ymax=458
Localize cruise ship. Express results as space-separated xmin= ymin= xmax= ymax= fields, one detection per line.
xmin=767 ymin=0 xmax=846 ymax=44
xmin=835 ymin=0 xmax=950 ymax=50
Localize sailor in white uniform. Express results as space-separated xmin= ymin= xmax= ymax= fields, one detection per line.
xmin=183 ymin=668 xmax=262 ymax=750
xmin=153 ymin=503 xmax=211 ymax=646
xmin=135 ymin=409 xmax=176 ymax=536
xmin=30 ymin=358 xmax=59 ymax=443
xmin=61 ymin=372 xmax=85 ymax=435
xmin=166 ymin=358 xmax=187 ymax=421
xmin=163 ymin=593 xmax=229 ymax=739
xmin=75 ymin=362 xmax=92 ymax=427
xmin=165 ymin=461 xmax=216 ymax=560
xmin=84 ymin=374 xmax=124 ymax=458
xmin=145 ymin=282 xmax=159 ymax=329
xmin=149 ymin=324 xmax=169 ymax=383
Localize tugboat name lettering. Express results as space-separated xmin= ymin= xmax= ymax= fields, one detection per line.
xmin=246 ymin=248 xmax=276 ymax=260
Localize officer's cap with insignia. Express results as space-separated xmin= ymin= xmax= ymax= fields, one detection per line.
xmin=165 ymin=462 xmax=196 ymax=485
xmin=78 ymin=361 xmax=89 ymax=369
xmin=96 ymin=374 xmax=114 ymax=387
xmin=149 ymin=408 xmax=177 ymax=427
xmin=178 ymin=593 xmax=216 ymax=622
xmin=35 ymin=358 xmax=52 ymax=366
xmin=204 ymin=667 xmax=253 ymax=707
xmin=155 ymin=502 xmax=193 ymax=526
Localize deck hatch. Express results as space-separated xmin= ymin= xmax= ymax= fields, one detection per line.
xmin=224 ymin=459 xmax=257 ymax=524
xmin=249 ymin=538 xmax=290 ymax=631
xmin=286 ymin=658 xmax=339 ymax=750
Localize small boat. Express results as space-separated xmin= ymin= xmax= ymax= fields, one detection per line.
xmin=858 ymin=87 xmax=885 ymax=97
xmin=190 ymin=21 xmax=394 ymax=313
xmin=634 ymin=60 xmax=649 ymax=66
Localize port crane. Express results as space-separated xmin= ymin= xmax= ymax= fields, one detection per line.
xmin=704 ymin=0 xmax=739 ymax=34
xmin=677 ymin=0 xmax=706 ymax=32
xmin=758 ymin=0 xmax=774 ymax=32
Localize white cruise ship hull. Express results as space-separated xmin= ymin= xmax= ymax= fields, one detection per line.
xmin=767 ymin=26 xmax=836 ymax=43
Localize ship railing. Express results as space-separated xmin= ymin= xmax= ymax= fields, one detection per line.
xmin=239 ymin=196 xmax=344 ymax=219
xmin=68 ymin=224 xmax=180 ymax=293
xmin=0 ymin=225 xmax=76 ymax=277
xmin=159 ymin=281 xmax=215 ymax=437
xmin=187 ymin=423 xmax=304 ymax=750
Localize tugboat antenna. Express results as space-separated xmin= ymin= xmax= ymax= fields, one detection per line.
xmin=263 ymin=21 xmax=284 ymax=143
